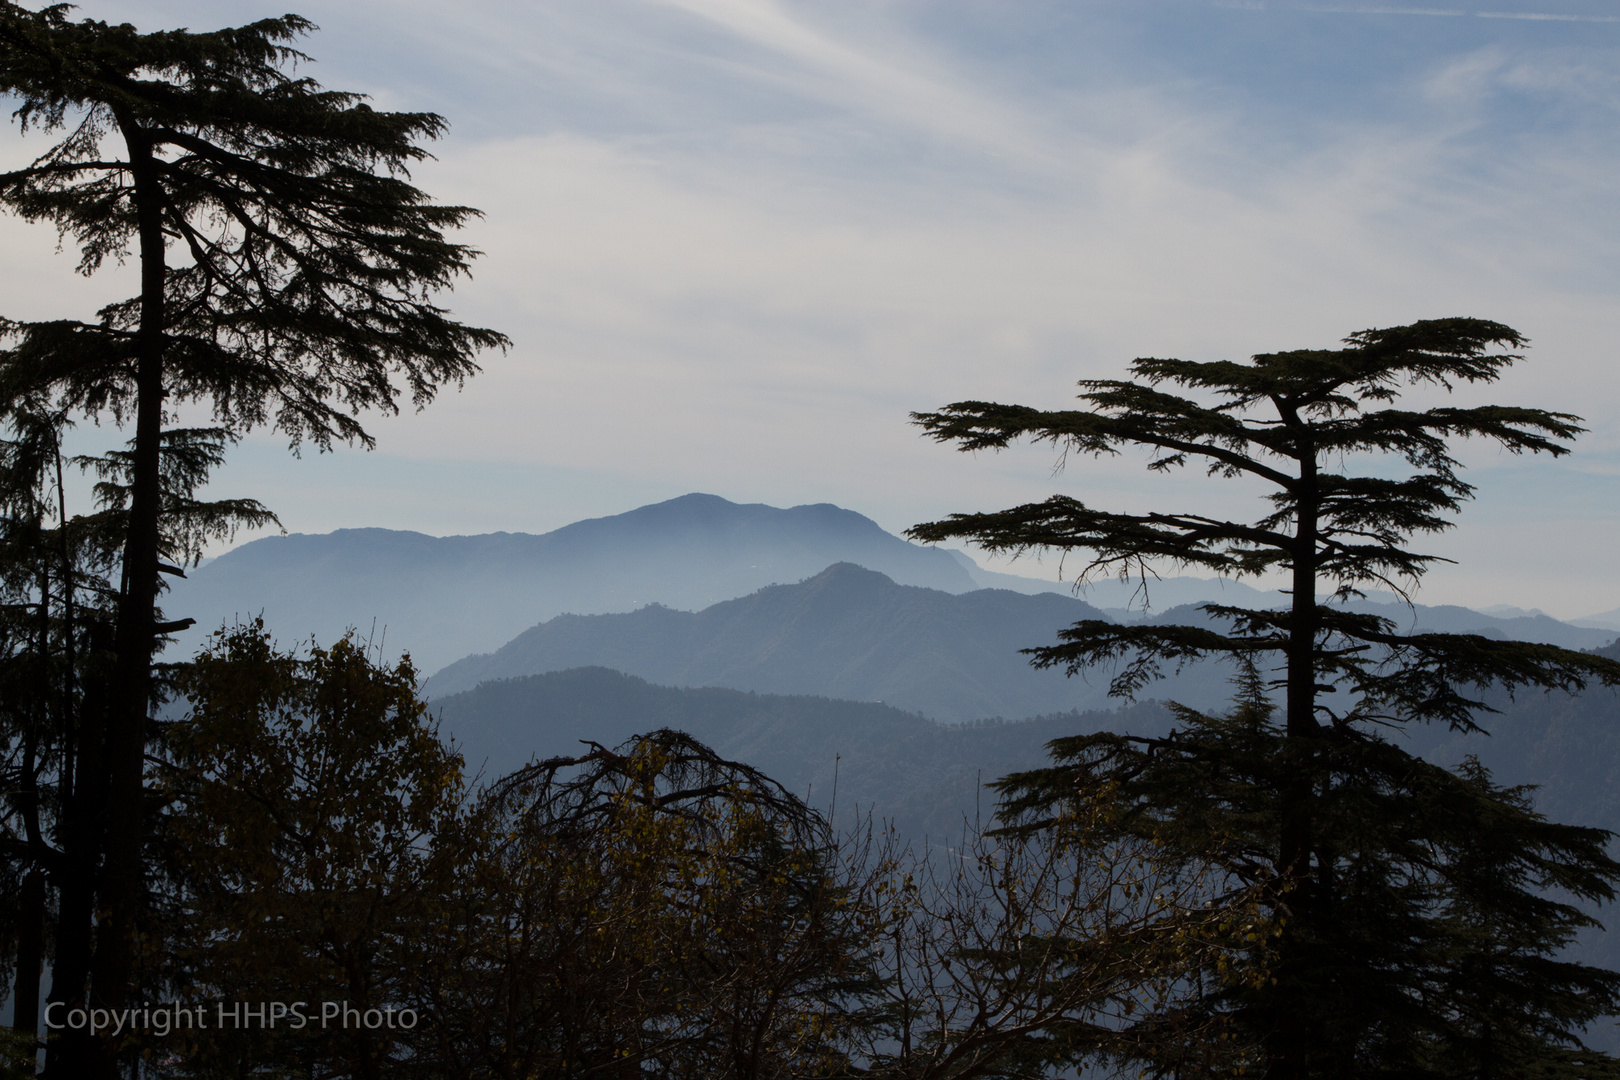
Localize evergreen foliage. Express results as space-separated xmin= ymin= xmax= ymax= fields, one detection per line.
xmin=0 ymin=5 xmax=505 ymax=1074
xmin=994 ymin=686 xmax=1620 ymax=1078
xmin=0 ymin=404 xmax=267 ymax=1071
xmin=910 ymin=318 xmax=1620 ymax=1077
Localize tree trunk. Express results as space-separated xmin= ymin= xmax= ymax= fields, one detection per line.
xmin=12 ymin=869 xmax=44 ymax=1041
xmin=86 ymin=117 xmax=167 ymax=1077
xmin=42 ymin=621 xmax=110 ymax=1080
xmin=1270 ymin=441 xmax=1321 ymax=1080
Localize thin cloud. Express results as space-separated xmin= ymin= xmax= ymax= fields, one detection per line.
xmin=6 ymin=0 xmax=1619 ymax=615
xmin=1246 ymin=3 xmax=1619 ymax=18
xmin=1306 ymin=6 xmax=1466 ymax=13
xmin=650 ymin=0 xmax=1075 ymax=175
xmin=1476 ymin=11 xmax=1620 ymax=20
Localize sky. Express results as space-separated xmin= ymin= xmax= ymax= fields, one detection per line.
xmin=1 ymin=0 xmax=1619 ymax=618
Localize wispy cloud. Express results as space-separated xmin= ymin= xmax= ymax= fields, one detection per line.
xmin=9 ymin=0 xmax=1620 ymax=614
xmin=1305 ymin=6 xmax=1466 ymax=14
xmin=1476 ymin=10 xmax=1620 ymax=20
xmin=627 ymin=0 xmax=1123 ymax=189
xmin=1235 ymin=3 xmax=1620 ymax=19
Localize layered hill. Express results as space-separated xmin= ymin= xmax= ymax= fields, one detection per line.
xmin=437 ymin=666 xmax=1174 ymax=841
xmin=425 ymin=559 xmax=1614 ymax=721
xmin=437 ymin=662 xmax=1620 ymax=824
xmin=1331 ymin=598 xmax=1611 ymax=651
xmin=437 ymin=664 xmax=1620 ymax=845
xmin=424 ymin=563 xmax=1237 ymax=719
xmin=434 ymin=664 xmax=1620 ymax=998
xmin=167 ymin=493 xmax=995 ymax=670
xmin=1133 ymin=594 xmax=1612 ymax=651
xmin=169 ymin=491 xmax=1609 ymax=677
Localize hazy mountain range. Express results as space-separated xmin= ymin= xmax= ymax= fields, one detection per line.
xmin=434 ymin=661 xmax=1620 ymax=843
xmin=422 ymin=562 xmax=1238 ymax=718
xmin=169 ymin=494 xmax=996 ymax=670
xmin=173 ymin=493 xmax=1615 ymax=684
xmin=437 ymin=666 xmax=1177 ymax=841
xmin=174 ymin=491 xmax=1620 ymax=1041
xmin=430 ymin=659 xmax=1620 ymax=1024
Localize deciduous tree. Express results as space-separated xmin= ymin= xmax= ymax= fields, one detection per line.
xmin=853 ymin=803 xmax=1270 ymax=1079
xmin=414 ymin=730 xmax=883 ymax=1080
xmin=162 ymin=622 xmax=462 ymax=1080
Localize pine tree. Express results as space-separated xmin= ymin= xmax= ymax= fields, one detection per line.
xmin=0 ymin=6 xmax=506 ymax=1075
xmin=0 ymin=410 xmax=273 ymax=1070
xmin=909 ymin=318 xmax=1620 ymax=1077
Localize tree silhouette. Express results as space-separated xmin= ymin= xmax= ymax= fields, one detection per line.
xmin=408 ymin=729 xmax=883 ymax=1080
xmin=163 ymin=623 xmax=463 ymax=1080
xmin=0 ymin=6 xmax=505 ymax=1074
xmin=910 ymin=318 xmax=1620 ymax=1077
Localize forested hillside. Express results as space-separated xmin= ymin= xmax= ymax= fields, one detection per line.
xmin=433 ymin=659 xmax=1620 ymax=1041
xmin=423 ymin=562 xmax=1203 ymax=717
xmin=436 ymin=665 xmax=1176 ymax=840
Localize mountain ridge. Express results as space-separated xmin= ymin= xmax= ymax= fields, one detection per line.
xmin=426 ymin=561 xmax=1615 ymax=722
xmin=434 ymin=664 xmax=1174 ymax=842
xmin=167 ymin=494 xmax=990 ymax=670
xmin=170 ymin=492 xmax=1613 ymax=677
xmin=423 ymin=562 xmax=1235 ymax=719
xmin=430 ymin=663 xmax=1620 ymax=1019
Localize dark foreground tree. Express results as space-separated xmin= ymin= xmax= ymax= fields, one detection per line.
xmin=162 ymin=622 xmax=463 ymax=1080
xmin=0 ymin=405 xmax=119 ymax=1076
xmin=414 ymin=729 xmax=884 ymax=1080
xmin=910 ymin=318 xmax=1620 ymax=1077
xmin=851 ymin=795 xmax=1271 ymax=1079
xmin=0 ymin=410 xmax=270 ymax=1071
xmin=0 ymin=5 xmax=505 ymax=1073
xmin=992 ymin=683 xmax=1620 ymax=1079
xmin=21 ymin=609 xmax=1290 ymax=1080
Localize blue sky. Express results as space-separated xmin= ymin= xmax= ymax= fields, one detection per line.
xmin=2 ymin=0 xmax=1618 ymax=616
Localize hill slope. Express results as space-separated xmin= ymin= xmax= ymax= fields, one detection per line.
xmin=167 ymin=493 xmax=985 ymax=670
xmin=437 ymin=665 xmax=1620 ymax=843
xmin=168 ymin=490 xmax=1606 ymax=676
xmin=435 ymin=664 xmax=1620 ymax=1019
xmin=424 ymin=562 xmax=1242 ymax=719
xmin=435 ymin=665 xmax=1175 ymax=842
xmin=426 ymin=559 xmax=1614 ymax=721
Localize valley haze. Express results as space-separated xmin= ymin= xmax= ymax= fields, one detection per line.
xmin=171 ymin=493 xmax=1616 ymax=715
xmin=174 ymin=494 xmax=1620 ymax=1037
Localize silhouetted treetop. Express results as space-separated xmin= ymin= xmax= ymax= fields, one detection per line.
xmin=910 ymin=317 xmax=1617 ymax=732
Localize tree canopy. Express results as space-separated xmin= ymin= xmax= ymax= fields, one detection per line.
xmin=0 ymin=6 xmax=506 ymax=1075
xmin=0 ymin=6 xmax=505 ymax=448
xmin=911 ymin=319 xmax=1614 ymax=729
xmin=159 ymin=623 xmax=464 ymax=1080
xmin=910 ymin=318 xmax=1620 ymax=1077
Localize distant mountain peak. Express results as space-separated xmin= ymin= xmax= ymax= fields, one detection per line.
xmin=421 ymin=559 xmax=1125 ymax=716
xmin=169 ymin=493 xmax=979 ymax=669
xmin=170 ymin=492 xmax=1611 ymax=680
xmin=804 ymin=562 xmax=898 ymax=586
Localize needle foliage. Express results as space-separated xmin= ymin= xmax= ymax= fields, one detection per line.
xmin=910 ymin=318 xmax=1620 ymax=1078
xmin=0 ymin=5 xmax=505 ymax=1075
